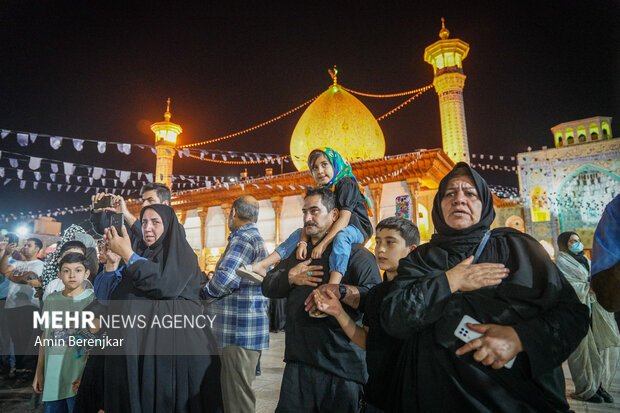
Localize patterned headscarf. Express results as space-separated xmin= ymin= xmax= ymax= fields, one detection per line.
xmin=41 ymin=224 xmax=96 ymax=289
xmin=308 ymin=147 xmax=373 ymax=217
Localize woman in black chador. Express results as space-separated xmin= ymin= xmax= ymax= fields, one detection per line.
xmin=104 ymin=204 xmax=222 ymax=413
xmin=380 ymin=162 xmax=589 ymax=412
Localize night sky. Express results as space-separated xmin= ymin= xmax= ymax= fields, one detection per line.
xmin=0 ymin=0 xmax=618 ymax=232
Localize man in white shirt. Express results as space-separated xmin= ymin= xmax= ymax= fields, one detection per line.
xmin=0 ymin=237 xmax=44 ymax=372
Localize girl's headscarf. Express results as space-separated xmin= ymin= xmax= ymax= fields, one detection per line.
xmin=557 ymin=231 xmax=590 ymax=271
xmin=308 ymin=147 xmax=373 ymax=217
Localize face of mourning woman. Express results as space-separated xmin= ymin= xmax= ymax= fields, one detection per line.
xmin=142 ymin=208 xmax=165 ymax=246
xmin=440 ymin=175 xmax=483 ymax=230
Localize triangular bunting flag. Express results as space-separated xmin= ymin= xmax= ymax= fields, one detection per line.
xmin=50 ymin=136 xmax=63 ymax=149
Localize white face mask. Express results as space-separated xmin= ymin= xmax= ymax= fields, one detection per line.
xmin=569 ymin=241 xmax=583 ymax=254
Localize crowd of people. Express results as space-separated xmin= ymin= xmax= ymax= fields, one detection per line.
xmin=0 ymin=147 xmax=618 ymax=413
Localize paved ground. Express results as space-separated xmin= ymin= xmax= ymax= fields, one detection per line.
xmin=1 ymin=331 xmax=618 ymax=412
xmin=253 ymin=332 xmax=620 ymax=413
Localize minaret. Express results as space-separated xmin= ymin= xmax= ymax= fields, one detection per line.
xmin=150 ymin=98 xmax=182 ymax=189
xmin=424 ymin=18 xmax=471 ymax=164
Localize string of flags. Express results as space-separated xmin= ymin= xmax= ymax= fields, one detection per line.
xmin=0 ymin=150 xmax=264 ymax=191
xmin=0 ymin=130 xmax=290 ymax=165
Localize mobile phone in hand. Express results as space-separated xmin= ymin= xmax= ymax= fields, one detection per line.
xmin=94 ymin=196 xmax=113 ymax=209
xmin=109 ymin=213 xmax=124 ymax=235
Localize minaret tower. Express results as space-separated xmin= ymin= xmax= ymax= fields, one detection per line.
xmin=424 ymin=18 xmax=471 ymax=164
xmin=150 ymin=98 xmax=182 ymax=189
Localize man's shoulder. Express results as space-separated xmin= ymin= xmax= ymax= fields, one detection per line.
xmin=234 ymin=224 xmax=264 ymax=241
xmin=14 ymin=259 xmax=44 ymax=270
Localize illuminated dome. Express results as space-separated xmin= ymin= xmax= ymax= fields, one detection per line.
xmin=290 ymin=82 xmax=385 ymax=171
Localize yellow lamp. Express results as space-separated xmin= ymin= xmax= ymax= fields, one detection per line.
xmin=150 ymin=98 xmax=183 ymax=145
xmin=150 ymin=98 xmax=182 ymax=188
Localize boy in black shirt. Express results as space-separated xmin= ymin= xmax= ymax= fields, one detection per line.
xmin=313 ymin=217 xmax=419 ymax=412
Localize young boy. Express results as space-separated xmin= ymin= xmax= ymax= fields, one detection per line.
xmin=313 ymin=216 xmax=419 ymax=412
xmin=33 ymin=253 xmax=95 ymax=413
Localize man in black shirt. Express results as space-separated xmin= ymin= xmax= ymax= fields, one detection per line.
xmin=262 ymin=187 xmax=381 ymax=413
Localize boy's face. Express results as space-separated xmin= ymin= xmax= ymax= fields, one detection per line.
xmin=374 ymin=228 xmax=415 ymax=273
xmin=310 ymin=153 xmax=335 ymax=186
xmin=59 ymin=262 xmax=89 ymax=291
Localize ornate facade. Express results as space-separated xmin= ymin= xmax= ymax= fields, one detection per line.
xmin=517 ymin=117 xmax=619 ymax=251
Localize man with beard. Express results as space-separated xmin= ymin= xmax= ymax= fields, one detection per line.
xmin=262 ymin=187 xmax=381 ymax=412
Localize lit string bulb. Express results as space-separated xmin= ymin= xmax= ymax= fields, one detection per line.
xmin=187 ymin=153 xmax=289 ymax=165
xmin=343 ymin=84 xmax=433 ymax=98
xmin=179 ymin=95 xmax=320 ymax=148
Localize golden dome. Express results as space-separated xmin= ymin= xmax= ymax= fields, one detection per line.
xmin=290 ymin=84 xmax=385 ymax=171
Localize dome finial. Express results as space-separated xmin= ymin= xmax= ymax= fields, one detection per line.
xmin=164 ymin=97 xmax=172 ymax=121
xmin=328 ymin=65 xmax=338 ymax=86
xmin=439 ymin=17 xmax=450 ymax=40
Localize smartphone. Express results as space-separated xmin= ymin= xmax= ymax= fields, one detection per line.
xmin=6 ymin=233 xmax=19 ymax=244
xmin=109 ymin=213 xmax=124 ymax=235
xmin=94 ymin=196 xmax=113 ymax=209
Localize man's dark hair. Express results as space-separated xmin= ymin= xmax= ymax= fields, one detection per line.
xmin=140 ymin=182 xmax=171 ymax=204
xmin=376 ymin=216 xmax=420 ymax=246
xmin=59 ymin=252 xmax=87 ymax=269
xmin=307 ymin=149 xmax=327 ymax=169
xmin=60 ymin=240 xmax=87 ymax=256
xmin=27 ymin=237 xmax=43 ymax=251
xmin=305 ymin=186 xmax=336 ymax=212
xmin=232 ymin=197 xmax=259 ymax=223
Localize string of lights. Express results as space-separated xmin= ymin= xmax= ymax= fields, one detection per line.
xmin=178 ymin=95 xmax=320 ymax=148
xmin=187 ymin=153 xmax=290 ymax=165
xmin=342 ymin=84 xmax=433 ymax=98
xmin=376 ymin=90 xmax=430 ymax=121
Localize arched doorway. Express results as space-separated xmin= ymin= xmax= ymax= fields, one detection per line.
xmin=557 ymin=167 xmax=619 ymax=243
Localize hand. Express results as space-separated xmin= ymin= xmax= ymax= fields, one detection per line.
xmin=455 ymin=324 xmax=523 ymax=369
xmin=104 ymin=226 xmax=133 ymax=263
xmin=104 ymin=244 xmax=121 ymax=271
xmin=4 ymin=242 xmax=17 ymax=257
xmin=312 ymin=289 xmax=343 ymax=317
xmin=445 ymin=256 xmax=509 ymax=293
xmin=295 ymin=243 xmax=307 ymax=260
xmin=92 ymin=193 xmax=112 ymax=213
xmin=33 ymin=370 xmax=44 ymax=394
xmin=288 ymin=259 xmax=324 ymax=287
xmin=304 ymin=284 xmax=341 ymax=313
xmin=72 ymin=379 xmax=81 ymax=393
xmin=311 ymin=242 xmax=327 ymax=260
xmin=110 ymin=195 xmax=129 ymax=215
xmin=27 ymin=278 xmax=42 ymax=288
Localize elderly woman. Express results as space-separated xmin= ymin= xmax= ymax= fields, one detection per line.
xmin=555 ymin=232 xmax=619 ymax=404
xmin=380 ymin=163 xmax=589 ymax=412
xmin=104 ymin=204 xmax=222 ymax=413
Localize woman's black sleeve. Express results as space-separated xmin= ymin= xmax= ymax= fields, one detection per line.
xmin=380 ymin=269 xmax=453 ymax=339
xmin=513 ymin=274 xmax=589 ymax=377
xmin=124 ymin=259 xmax=194 ymax=299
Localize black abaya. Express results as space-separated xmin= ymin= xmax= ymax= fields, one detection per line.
xmin=104 ymin=204 xmax=222 ymax=413
xmin=380 ymin=163 xmax=589 ymax=412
